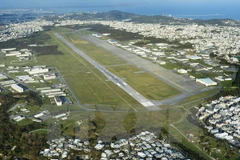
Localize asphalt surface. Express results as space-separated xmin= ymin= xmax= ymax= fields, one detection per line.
xmin=55 ymin=33 xmax=160 ymax=111
xmin=79 ymin=34 xmax=213 ymax=105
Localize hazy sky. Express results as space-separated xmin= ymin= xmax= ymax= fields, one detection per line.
xmin=0 ymin=0 xmax=239 ymax=19
xmin=0 ymin=0 xmax=239 ymax=8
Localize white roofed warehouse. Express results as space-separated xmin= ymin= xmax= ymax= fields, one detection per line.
xmin=11 ymin=84 xmax=25 ymax=93
xmin=43 ymin=73 xmax=56 ymax=80
xmin=26 ymin=68 xmax=49 ymax=75
xmin=196 ymin=78 xmax=217 ymax=87
xmin=54 ymin=96 xmax=63 ymax=106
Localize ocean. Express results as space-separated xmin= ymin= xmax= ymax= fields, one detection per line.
xmin=47 ymin=3 xmax=240 ymax=20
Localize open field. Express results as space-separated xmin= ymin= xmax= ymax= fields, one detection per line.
xmin=57 ymin=107 xmax=185 ymax=140
xmin=107 ymin=65 xmax=180 ymax=100
xmin=164 ymin=125 xmax=212 ymax=160
xmin=64 ymin=34 xmax=126 ymax=66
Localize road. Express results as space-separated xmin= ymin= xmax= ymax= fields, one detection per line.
xmin=55 ymin=33 xmax=160 ymax=111
xmin=54 ymin=67 xmax=82 ymax=106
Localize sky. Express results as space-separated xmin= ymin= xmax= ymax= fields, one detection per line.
xmin=0 ymin=0 xmax=239 ymax=19
xmin=0 ymin=0 xmax=239 ymax=9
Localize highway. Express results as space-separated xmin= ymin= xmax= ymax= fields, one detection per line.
xmin=55 ymin=33 xmax=160 ymax=111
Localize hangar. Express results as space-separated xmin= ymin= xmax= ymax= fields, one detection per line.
xmin=196 ymin=78 xmax=217 ymax=87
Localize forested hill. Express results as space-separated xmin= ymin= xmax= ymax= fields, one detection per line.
xmin=45 ymin=10 xmax=240 ymax=26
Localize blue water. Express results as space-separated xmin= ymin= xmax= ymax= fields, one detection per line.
xmin=1 ymin=1 xmax=239 ymax=20
xmin=46 ymin=4 xmax=240 ymax=20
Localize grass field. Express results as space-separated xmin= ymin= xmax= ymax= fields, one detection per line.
xmin=58 ymin=107 xmax=185 ymax=140
xmin=64 ymin=33 xmax=126 ymax=66
xmin=107 ymin=65 xmax=181 ymax=100
xmin=165 ymin=125 xmax=212 ymax=160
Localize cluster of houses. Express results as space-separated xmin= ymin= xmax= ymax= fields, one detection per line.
xmin=97 ymin=21 xmax=240 ymax=64
xmin=197 ymin=96 xmax=240 ymax=146
xmin=0 ymin=19 xmax=53 ymax=42
xmin=40 ymin=131 xmax=189 ymax=159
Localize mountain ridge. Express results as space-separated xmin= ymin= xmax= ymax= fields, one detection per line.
xmin=45 ymin=10 xmax=240 ymax=26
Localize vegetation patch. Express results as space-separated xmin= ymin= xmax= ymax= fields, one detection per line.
xmin=31 ymin=45 xmax=64 ymax=56
xmin=0 ymin=92 xmax=47 ymax=159
xmin=0 ymin=31 xmax=50 ymax=49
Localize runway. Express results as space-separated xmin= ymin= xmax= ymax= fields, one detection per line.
xmin=55 ymin=33 xmax=160 ymax=111
xmin=79 ymin=33 xmax=213 ymax=105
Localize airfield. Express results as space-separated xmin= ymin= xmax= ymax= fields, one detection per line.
xmin=55 ymin=33 xmax=159 ymax=111
xmin=79 ymin=33 xmax=213 ymax=104
xmin=53 ymin=29 xmax=213 ymax=111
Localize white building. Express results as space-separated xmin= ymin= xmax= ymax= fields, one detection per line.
xmin=27 ymin=68 xmax=49 ymax=75
xmin=196 ymin=78 xmax=217 ymax=86
xmin=54 ymin=96 xmax=62 ymax=106
xmin=177 ymin=69 xmax=188 ymax=74
xmin=16 ymin=75 xmax=33 ymax=81
xmin=16 ymin=52 xmax=32 ymax=58
xmin=1 ymin=48 xmax=16 ymax=53
xmin=6 ymin=51 xmax=21 ymax=57
xmin=54 ymin=113 xmax=67 ymax=119
xmin=11 ymin=84 xmax=24 ymax=93
xmin=34 ymin=112 xmax=45 ymax=118
xmin=43 ymin=73 xmax=56 ymax=80
xmin=13 ymin=115 xmax=25 ymax=122
xmin=40 ymin=89 xmax=61 ymax=93
xmin=0 ymin=73 xmax=7 ymax=80
xmin=186 ymin=55 xmax=202 ymax=60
